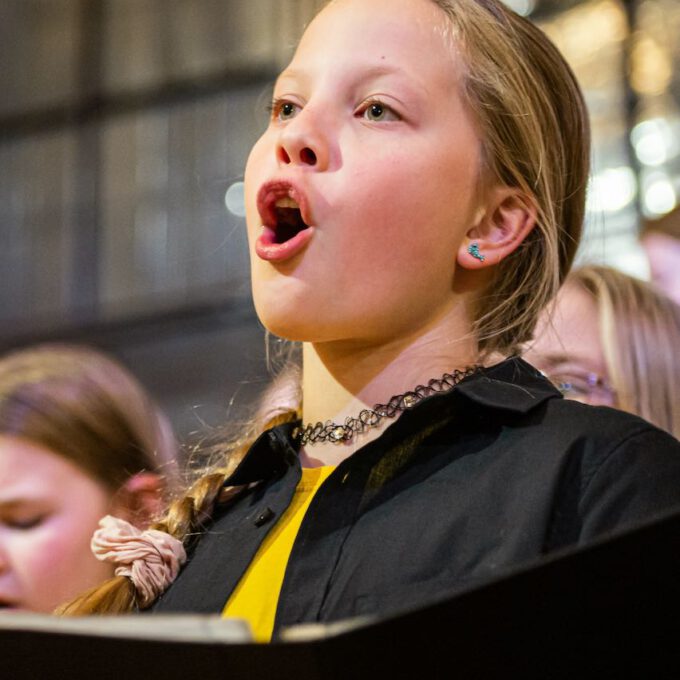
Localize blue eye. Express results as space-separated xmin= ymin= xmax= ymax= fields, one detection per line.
xmin=549 ymin=372 xmax=617 ymax=405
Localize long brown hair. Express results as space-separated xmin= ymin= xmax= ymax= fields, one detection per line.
xmin=0 ymin=344 xmax=177 ymax=492
xmin=60 ymin=0 xmax=590 ymax=615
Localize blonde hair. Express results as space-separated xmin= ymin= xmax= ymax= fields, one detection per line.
xmin=60 ymin=0 xmax=589 ymax=614
xmin=569 ymin=265 xmax=680 ymax=438
xmin=431 ymin=0 xmax=589 ymax=356
xmin=0 ymin=343 xmax=178 ymax=490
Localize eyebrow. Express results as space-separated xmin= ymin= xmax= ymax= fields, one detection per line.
xmin=536 ymin=353 xmax=572 ymax=367
xmin=280 ymin=63 xmax=408 ymax=80
xmin=0 ymin=497 xmax=46 ymax=509
xmin=534 ymin=354 xmax=606 ymax=377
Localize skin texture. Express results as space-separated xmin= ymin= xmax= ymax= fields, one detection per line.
xmin=244 ymin=0 xmax=535 ymax=465
xmin=524 ymin=284 xmax=615 ymax=407
xmin=0 ymin=436 xmax=116 ymax=613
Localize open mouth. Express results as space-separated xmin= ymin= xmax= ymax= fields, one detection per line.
xmin=255 ymin=181 xmax=315 ymax=262
xmin=272 ymin=197 xmax=309 ymax=244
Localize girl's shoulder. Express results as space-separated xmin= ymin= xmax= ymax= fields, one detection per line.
xmin=541 ymin=393 xmax=679 ymax=457
xmin=454 ymin=356 xmax=680 ymax=482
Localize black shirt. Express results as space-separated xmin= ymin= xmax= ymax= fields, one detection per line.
xmin=154 ymin=358 xmax=680 ymax=632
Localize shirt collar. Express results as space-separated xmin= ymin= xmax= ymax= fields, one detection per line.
xmin=455 ymin=356 xmax=562 ymax=414
xmin=224 ymin=421 xmax=300 ymax=487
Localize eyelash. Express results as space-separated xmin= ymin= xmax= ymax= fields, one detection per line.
xmin=267 ymin=97 xmax=298 ymax=122
xmin=4 ymin=515 xmax=46 ymax=530
xmin=358 ymin=99 xmax=400 ymax=122
xmin=267 ymin=97 xmax=400 ymax=123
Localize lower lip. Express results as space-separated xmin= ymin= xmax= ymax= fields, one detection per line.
xmin=255 ymin=226 xmax=315 ymax=262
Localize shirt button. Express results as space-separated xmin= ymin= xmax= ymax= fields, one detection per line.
xmin=254 ymin=507 xmax=275 ymax=527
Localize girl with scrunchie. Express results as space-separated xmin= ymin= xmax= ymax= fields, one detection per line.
xmin=61 ymin=0 xmax=680 ymax=642
xmin=0 ymin=344 xmax=177 ymax=613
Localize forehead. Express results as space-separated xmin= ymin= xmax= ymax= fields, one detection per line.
xmin=315 ymin=0 xmax=448 ymax=35
xmin=284 ymin=0 xmax=461 ymax=91
xmin=0 ymin=436 xmax=77 ymax=493
xmin=530 ymin=284 xmax=606 ymax=373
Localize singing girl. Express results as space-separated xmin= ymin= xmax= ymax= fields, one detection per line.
xmin=61 ymin=0 xmax=680 ymax=642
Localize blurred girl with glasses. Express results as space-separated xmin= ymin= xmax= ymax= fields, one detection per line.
xmin=526 ymin=264 xmax=680 ymax=438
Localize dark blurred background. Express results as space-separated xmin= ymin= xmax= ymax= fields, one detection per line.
xmin=1 ymin=0 xmax=679 ymax=442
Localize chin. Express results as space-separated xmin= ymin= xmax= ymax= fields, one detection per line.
xmin=254 ymin=298 xmax=318 ymax=342
xmin=254 ymin=299 xmax=359 ymax=344
xmin=251 ymin=275 xmax=324 ymax=342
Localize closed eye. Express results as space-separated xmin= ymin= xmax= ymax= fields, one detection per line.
xmin=3 ymin=514 xmax=47 ymax=530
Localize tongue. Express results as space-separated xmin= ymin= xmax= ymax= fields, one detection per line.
xmin=275 ymin=208 xmax=306 ymax=244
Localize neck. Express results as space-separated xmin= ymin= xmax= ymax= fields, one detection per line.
xmin=300 ymin=312 xmax=481 ymax=467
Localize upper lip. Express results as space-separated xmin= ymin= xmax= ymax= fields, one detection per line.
xmin=256 ymin=180 xmax=314 ymax=229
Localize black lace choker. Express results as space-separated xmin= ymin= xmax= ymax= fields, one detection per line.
xmin=294 ymin=366 xmax=482 ymax=446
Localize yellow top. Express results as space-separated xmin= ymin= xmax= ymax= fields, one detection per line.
xmin=222 ymin=465 xmax=335 ymax=642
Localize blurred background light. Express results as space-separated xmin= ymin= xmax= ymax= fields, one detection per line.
xmin=501 ymin=0 xmax=536 ymax=17
xmin=225 ymin=181 xmax=246 ymax=217
xmin=642 ymin=172 xmax=677 ymax=216
xmin=632 ymin=118 xmax=674 ymax=166
xmin=587 ymin=166 xmax=637 ymax=213
xmin=631 ymin=36 xmax=672 ymax=96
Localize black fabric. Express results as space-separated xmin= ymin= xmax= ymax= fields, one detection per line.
xmin=153 ymin=357 xmax=680 ymax=633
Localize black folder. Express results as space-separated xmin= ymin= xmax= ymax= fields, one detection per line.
xmin=3 ymin=508 xmax=680 ymax=680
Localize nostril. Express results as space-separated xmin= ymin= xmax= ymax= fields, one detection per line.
xmin=278 ymin=147 xmax=291 ymax=164
xmin=300 ymin=148 xmax=317 ymax=165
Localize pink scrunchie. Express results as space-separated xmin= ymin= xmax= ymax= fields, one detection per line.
xmin=91 ymin=515 xmax=187 ymax=607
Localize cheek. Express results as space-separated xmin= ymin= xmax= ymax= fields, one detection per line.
xmin=244 ymin=135 xmax=273 ymax=239
xmin=6 ymin=532 xmax=53 ymax=586
xmin=21 ymin=525 xmax=88 ymax=580
xmin=17 ymin=507 xmax=112 ymax=612
xmin=340 ymin=162 xmax=471 ymax=270
xmin=7 ymin=527 xmax=85 ymax=612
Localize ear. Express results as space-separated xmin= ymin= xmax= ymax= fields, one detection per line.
xmin=457 ymin=186 xmax=537 ymax=270
xmin=110 ymin=472 xmax=166 ymax=529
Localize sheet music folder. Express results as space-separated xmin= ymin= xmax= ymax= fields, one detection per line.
xmin=2 ymin=508 xmax=680 ymax=680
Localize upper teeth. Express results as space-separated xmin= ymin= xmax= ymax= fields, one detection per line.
xmin=274 ymin=197 xmax=299 ymax=209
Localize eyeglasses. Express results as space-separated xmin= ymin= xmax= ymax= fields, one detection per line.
xmin=547 ymin=371 xmax=617 ymax=406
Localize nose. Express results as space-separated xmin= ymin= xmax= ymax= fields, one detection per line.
xmin=276 ymin=108 xmax=330 ymax=171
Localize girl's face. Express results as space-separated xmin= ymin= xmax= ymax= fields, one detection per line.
xmin=525 ymin=285 xmax=616 ymax=407
xmin=245 ymin=0 xmax=484 ymax=346
xmin=0 ymin=436 xmax=115 ymax=613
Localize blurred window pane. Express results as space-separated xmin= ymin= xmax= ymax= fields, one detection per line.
xmin=0 ymin=0 xmax=80 ymax=117
xmin=0 ymin=131 xmax=78 ymax=325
